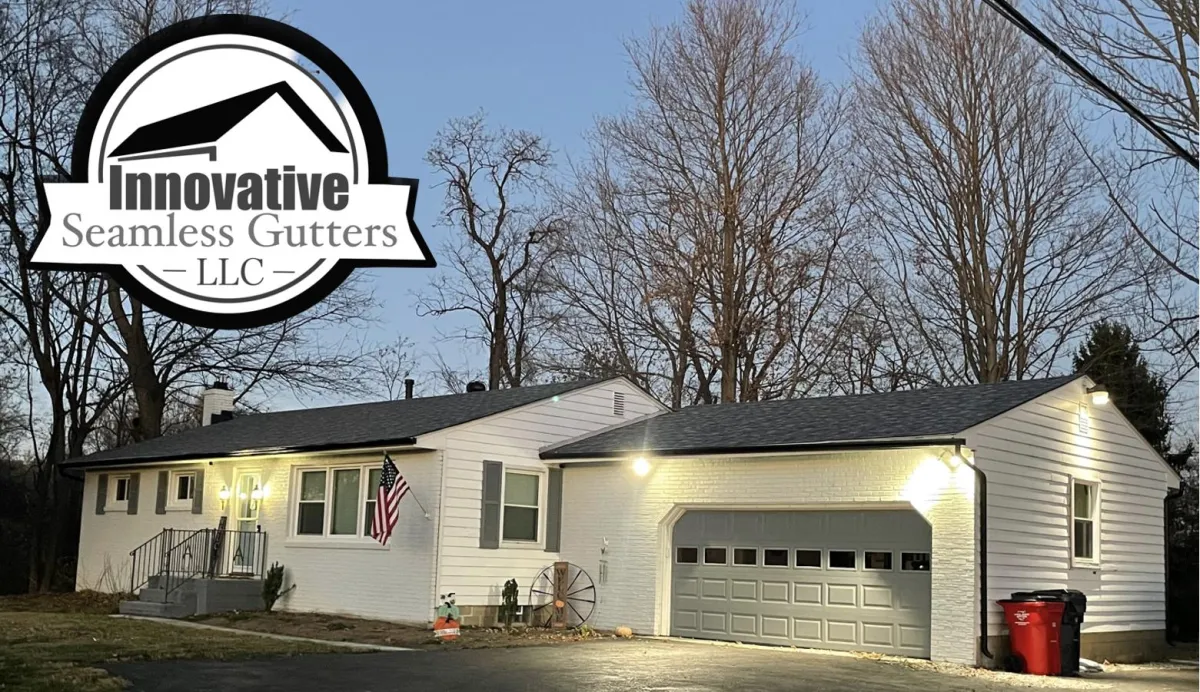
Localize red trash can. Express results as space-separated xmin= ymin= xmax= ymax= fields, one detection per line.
xmin=999 ymin=599 xmax=1065 ymax=675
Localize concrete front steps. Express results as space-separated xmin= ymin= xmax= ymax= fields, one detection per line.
xmin=118 ymin=576 xmax=263 ymax=619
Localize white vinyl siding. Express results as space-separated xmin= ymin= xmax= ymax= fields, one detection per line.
xmin=424 ymin=379 xmax=664 ymax=609
xmin=964 ymin=379 xmax=1173 ymax=637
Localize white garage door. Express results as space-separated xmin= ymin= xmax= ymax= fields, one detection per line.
xmin=670 ymin=510 xmax=932 ymax=657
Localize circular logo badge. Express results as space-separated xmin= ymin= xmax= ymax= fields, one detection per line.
xmin=31 ymin=15 xmax=434 ymax=328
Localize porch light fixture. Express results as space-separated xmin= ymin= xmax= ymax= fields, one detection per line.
xmin=632 ymin=457 xmax=651 ymax=476
xmin=1088 ymin=385 xmax=1109 ymax=406
xmin=947 ymin=453 xmax=963 ymax=469
xmin=250 ymin=484 xmax=264 ymax=510
xmin=218 ymin=485 xmax=231 ymax=510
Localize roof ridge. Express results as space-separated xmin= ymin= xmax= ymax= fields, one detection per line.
xmin=671 ymin=375 xmax=1079 ymax=413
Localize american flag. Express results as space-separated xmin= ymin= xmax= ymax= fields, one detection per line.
xmin=371 ymin=453 xmax=408 ymax=546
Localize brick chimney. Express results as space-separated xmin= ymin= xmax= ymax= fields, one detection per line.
xmin=202 ymin=380 xmax=235 ymax=426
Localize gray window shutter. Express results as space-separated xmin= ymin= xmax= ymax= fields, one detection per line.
xmin=192 ymin=468 xmax=205 ymax=514
xmin=127 ymin=473 xmax=140 ymax=515
xmin=95 ymin=474 xmax=108 ymax=515
xmin=155 ymin=471 xmax=169 ymax=514
xmin=480 ymin=461 xmax=502 ymax=549
xmin=544 ymin=467 xmax=563 ymax=552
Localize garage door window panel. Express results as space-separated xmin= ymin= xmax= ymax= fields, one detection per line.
xmin=703 ymin=547 xmax=728 ymax=565
xmin=828 ymin=550 xmax=856 ymax=570
xmin=763 ymin=548 xmax=788 ymax=567
xmin=864 ymin=551 xmax=893 ymax=571
xmin=733 ymin=548 xmax=758 ymax=566
xmin=676 ymin=546 xmax=699 ymax=564
xmin=901 ymin=552 xmax=931 ymax=571
xmin=794 ymin=549 xmax=821 ymax=568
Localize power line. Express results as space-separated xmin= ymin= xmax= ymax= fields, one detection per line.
xmin=980 ymin=0 xmax=1199 ymax=170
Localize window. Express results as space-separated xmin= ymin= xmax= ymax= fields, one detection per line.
xmin=502 ymin=472 xmax=540 ymax=542
xmin=733 ymin=548 xmax=758 ymax=566
xmin=109 ymin=475 xmax=130 ymax=508
xmin=828 ymin=550 xmax=856 ymax=570
xmin=901 ymin=552 xmax=931 ymax=571
xmin=864 ymin=551 xmax=893 ymax=570
xmin=166 ymin=472 xmax=195 ymax=510
xmin=294 ymin=465 xmax=400 ymax=539
xmin=763 ymin=549 xmax=789 ymax=567
xmin=676 ymin=547 xmax=698 ymax=564
xmin=703 ymin=547 xmax=728 ymax=565
xmin=1072 ymin=479 xmax=1099 ymax=562
xmin=795 ymin=549 xmax=821 ymax=568
xmin=331 ymin=469 xmax=360 ymax=535
xmin=296 ymin=470 xmax=327 ymax=535
xmin=363 ymin=468 xmax=382 ymax=537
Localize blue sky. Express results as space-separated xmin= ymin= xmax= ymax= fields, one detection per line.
xmin=273 ymin=0 xmax=882 ymax=403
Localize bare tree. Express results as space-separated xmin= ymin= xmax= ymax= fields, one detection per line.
xmin=552 ymin=0 xmax=851 ymax=404
xmin=0 ymin=0 xmax=130 ymax=589
xmin=70 ymin=0 xmax=379 ymax=442
xmin=418 ymin=113 xmax=562 ymax=390
xmin=364 ymin=336 xmax=417 ymax=400
xmin=851 ymin=0 xmax=1154 ymax=385
xmin=1038 ymin=0 xmax=1198 ymax=387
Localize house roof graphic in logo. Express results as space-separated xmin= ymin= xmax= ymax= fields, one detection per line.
xmin=109 ymin=81 xmax=348 ymax=162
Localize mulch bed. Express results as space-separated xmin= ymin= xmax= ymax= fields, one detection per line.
xmin=0 ymin=590 xmax=124 ymax=615
xmin=192 ymin=611 xmax=618 ymax=650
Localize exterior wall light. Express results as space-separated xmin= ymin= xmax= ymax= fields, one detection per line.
xmin=250 ymin=484 xmax=264 ymax=510
xmin=1088 ymin=385 xmax=1109 ymax=406
xmin=218 ymin=485 xmax=231 ymax=510
xmin=632 ymin=457 xmax=651 ymax=476
xmin=947 ymin=454 xmax=963 ymax=469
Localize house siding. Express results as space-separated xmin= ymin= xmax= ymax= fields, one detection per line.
xmin=75 ymin=449 xmax=440 ymax=624
xmin=557 ymin=449 xmax=979 ymax=665
xmin=426 ymin=379 xmax=662 ymax=610
xmin=964 ymin=379 xmax=1172 ymax=640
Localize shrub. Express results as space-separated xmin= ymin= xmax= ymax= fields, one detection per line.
xmin=262 ymin=562 xmax=295 ymax=612
xmin=499 ymin=578 xmax=519 ymax=628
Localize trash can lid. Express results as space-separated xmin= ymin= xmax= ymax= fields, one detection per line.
xmin=1010 ymin=589 xmax=1087 ymax=612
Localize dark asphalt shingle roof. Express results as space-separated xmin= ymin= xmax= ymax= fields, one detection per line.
xmin=69 ymin=379 xmax=605 ymax=467
xmin=542 ymin=376 xmax=1079 ymax=459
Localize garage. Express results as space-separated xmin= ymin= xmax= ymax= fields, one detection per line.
xmin=670 ymin=510 xmax=932 ymax=657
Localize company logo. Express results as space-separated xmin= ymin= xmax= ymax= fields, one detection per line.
xmin=30 ymin=16 xmax=434 ymax=328
xmin=1015 ymin=610 xmax=1029 ymax=623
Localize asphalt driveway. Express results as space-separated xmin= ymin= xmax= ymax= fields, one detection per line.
xmin=108 ymin=638 xmax=1198 ymax=692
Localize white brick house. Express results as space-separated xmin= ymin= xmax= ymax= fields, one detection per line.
xmin=67 ymin=375 xmax=1178 ymax=666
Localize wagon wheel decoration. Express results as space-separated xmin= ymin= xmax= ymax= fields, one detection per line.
xmin=527 ymin=561 xmax=596 ymax=629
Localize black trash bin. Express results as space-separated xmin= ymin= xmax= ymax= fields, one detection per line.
xmin=1011 ymin=589 xmax=1088 ymax=676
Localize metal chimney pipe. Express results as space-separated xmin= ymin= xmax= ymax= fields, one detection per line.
xmin=404 ymin=378 xmax=415 ymax=400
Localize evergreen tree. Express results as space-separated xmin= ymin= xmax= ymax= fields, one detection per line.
xmin=1074 ymin=320 xmax=1197 ymax=641
xmin=1074 ymin=321 xmax=1174 ymax=455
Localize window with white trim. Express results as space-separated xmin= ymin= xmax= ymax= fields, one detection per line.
xmin=109 ymin=475 xmax=130 ymax=509
xmin=1072 ymin=479 xmax=1099 ymax=563
xmin=502 ymin=471 xmax=540 ymax=542
xmin=167 ymin=471 xmax=195 ymax=510
xmin=293 ymin=465 xmax=384 ymax=539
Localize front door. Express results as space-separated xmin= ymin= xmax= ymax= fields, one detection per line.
xmin=230 ymin=471 xmax=261 ymax=575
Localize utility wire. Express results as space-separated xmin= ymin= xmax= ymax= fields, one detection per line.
xmin=980 ymin=0 xmax=1199 ymax=170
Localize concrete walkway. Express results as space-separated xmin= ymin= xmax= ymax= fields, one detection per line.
xmin=110 ymin=614 xmax=415 ymax=652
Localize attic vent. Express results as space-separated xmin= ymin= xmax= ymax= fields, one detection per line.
xmin=612 ymin=391 xmax=626 ymax=417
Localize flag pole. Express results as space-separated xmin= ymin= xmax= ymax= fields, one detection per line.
xmin=386 ymin=451 xmax=431 ymax=520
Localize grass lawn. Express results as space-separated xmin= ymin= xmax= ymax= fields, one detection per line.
xmin=193 ymin=611 xmax=615 ymax=650
xmin=0 ymin=593 xmax=344 ymax=692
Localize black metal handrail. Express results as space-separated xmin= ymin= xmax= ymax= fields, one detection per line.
xmin=129 ymin=527 xmax=269 ymax=601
